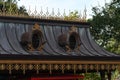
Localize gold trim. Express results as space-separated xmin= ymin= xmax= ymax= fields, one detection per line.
xmin=32 ymin=23 xmax=41 ymax=30
xmin=69 ymin=26 xmax=77 ymax=33
xmin=101 ymin=64 xmax=105 ymax=70
xmin=66 ymin=64 xmax=69 ymax=70
xmin=36 ymin=64 xmax=39 ymax=74
xmin=22 ymin=64 xmax=26 ymax=74
xmin=8 ymin=64 xmax=12 ymax=74
xmin=28 ymin=43 xmax=35 ymax=51
xmin=65 ymin=45 xmax=71 ymax=52
xmin=14 ymin=64 xmax=20 ymax=70
xmin=96 ymin=64 xmax=99 ymax=72
xmin=0 ymin=64 xmax=5 ymax=70
xmin=73 ymin=64 xmax=76 ymax=74
xmin=0 ymin=61 xmax=118 ymax=74
xmin=61 ymin=64 xmax=65 ymax=74
xmin=27 ymin=23 xmax=46 ymax=51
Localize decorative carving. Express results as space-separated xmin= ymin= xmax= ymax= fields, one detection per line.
xmin=96 ymin=64 xmax=99 ymax=72
xmin=20 ymin=32 xmax=31 ymax=50
xmin=101 ymin=64 xmax=105 ymax=70
xmin=32 ymin=23 xmax=41 ymax=30
xmin=73 ymin=64 xmax=76 ymax=74
xmin=35 ymin=64 xmax=40 ymax=74
xmin=42 ymin=64 xmax=46 ymax=70
xmin=54 ymin=64 xmax=59 ymax=70
xmin=66 ymin=64 xmax=71 ymax=70
xmin=58 ymin=34 xmax=67 ymax=48
xmin=0 ymin=64 xmax=5 ymax=70
xmin=65 ymin=45 xmax=71 ymax=52
xmin=78 ymin=64 xmax=82 ymax=70
xmin=8 ymin=64 xmax=12 ymax=74
xmin=28 ymin=43 xmax=35 ymax=51
xmin=69 ymin=26 xmax=77 ymax=33
xmin=58 ymin=26 xmax=81 ymax=52
xmin=28 ymin=64 xmax=33 ymax=70
xmin=0 ymin=63 xmax=118 ymax=74
xmin=14 ymin=64 xmax=20 ymax=70
xmin=20 ymin=23 xmax=46 ymax=51
xmin=22 ymin=64 xmax=26 ymax=74
xmin=61 ymin=64 xmax=65 ymax=74
xmin=37 ymin=41 xmax=46 ymax=51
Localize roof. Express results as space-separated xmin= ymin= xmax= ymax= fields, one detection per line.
xmin=0 ymin=16 xmax=119 ymax=61
xmin=0 ymin=16 xmax=120 ymax=75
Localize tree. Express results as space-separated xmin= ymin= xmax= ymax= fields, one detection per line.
xmin=89 ymin=0 xmax=120 ymax=54
xmin=84 ymin=73 xmax=101 ymax=80
xmin=64 ymin=10 xmax=86 ymax=21
xmin=64 ymin=10 xmax=80 ymax=20
xmin=0 ymin=0 xmax=28 ymax=15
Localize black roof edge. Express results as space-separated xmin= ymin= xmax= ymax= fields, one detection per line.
xmin=0 ymin=54 xmax=120 ymax=61
xmin=0 ymin=16 xmax=90 ymax=27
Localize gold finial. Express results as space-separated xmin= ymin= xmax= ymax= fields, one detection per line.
xmin=0 ymin=3 xmax=87 ymax=22
xmin=52 ymin=8 xmax=55 ymax=17
xmin=46 ymin=7 xmax=49 ymax=16
xmin=79 ymin=11 xmax=82 ymax=20
xmin=46 ymin=7 xmax=49 ymax=17
xmin=69 ymin=26 xmax=77 ymax=33
xmin=82 ymin=5 xmax=87 ymax=21
xmin=63 ymin=9 xmax=66 ymax=20
xmin=28 ymin=6 xmax=31 ymax=15
xmin=32 ymin=23 xmax=40 ymax=30
xmin=63 ymin=9 xmax=66 ymax=17
xmin=40 ymin=7 xmax=43 ymax=16
xmin=34 ymin=6 xmax=37 ymax=17
xmin=57 ymin=8 xmax=60 ymax=17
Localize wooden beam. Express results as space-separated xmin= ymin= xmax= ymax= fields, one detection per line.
xmin=0 ymin=60 xmax=120 ymax=64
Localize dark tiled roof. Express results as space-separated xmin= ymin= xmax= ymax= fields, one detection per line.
xmin=0 ymin=16 xmax=119 ymax=60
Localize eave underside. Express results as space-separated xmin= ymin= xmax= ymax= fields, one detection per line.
xmin=0 ymin=59 xmax=120 ymax=74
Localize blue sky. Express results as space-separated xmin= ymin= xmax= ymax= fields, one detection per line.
xmin=17 ymin=0 xmax=111 ymax=18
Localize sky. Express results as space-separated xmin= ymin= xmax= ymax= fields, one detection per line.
xmin=17 ymin=0 xmax=111 ymax=19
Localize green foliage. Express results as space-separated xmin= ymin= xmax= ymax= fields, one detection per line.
xmin=112 ymin=69 xmax=120 ymax=80
xmin=64 ymin=10 xmax=80 ymax=20
xmin=84 ymin=73 xmax=101 ymax=80
xmin=0 ymin=0 xmax=28 ymax=15
xmin=89 ymin=0 xmax=120 ymax=54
